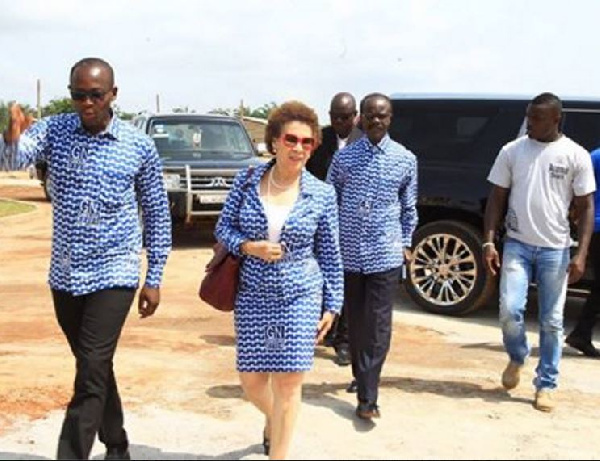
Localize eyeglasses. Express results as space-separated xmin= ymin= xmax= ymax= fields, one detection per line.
xmin=70 ymin=89 xmax=111 ymax=102
xmin=330 ymin=112 xmax=355 ymax=122
xmin=281 ymin=133 xmax=315 ymax=150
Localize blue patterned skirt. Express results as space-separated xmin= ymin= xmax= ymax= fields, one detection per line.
xmin=234 ymin=288 xmax=322 ymax=372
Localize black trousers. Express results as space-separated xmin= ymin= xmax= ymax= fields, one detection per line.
xmin=323 ymin=301 xmax=349 ymax=348
xmin=345 ymin=268 xmax=401 ymax=404
xmin=52 ymin=288 xmax=135 ymax=460
xmin=332 ymin=305 xmax=349 ymax=348
xmin=570 ymin=232 xmax=600 ymax=341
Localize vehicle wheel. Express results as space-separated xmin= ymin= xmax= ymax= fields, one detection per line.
xmin=405 ymin=220 xmax=496 ymax=316
xmin=42 ymin=173 xmax=52 ymax=202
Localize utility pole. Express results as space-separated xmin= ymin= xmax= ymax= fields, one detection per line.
xmin=156 ymin=94 xmax=160 ymax=113
xmin=36 ymin=79 xmax=42 ymax=119
xmin=239 ymin=99 xmax=244 ymax=119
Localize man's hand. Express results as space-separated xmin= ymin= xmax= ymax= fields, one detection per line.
xmin=316 ymin=311 xmax=336 ymax=344
xmin=138 ymin=286 xmax=160 ymax=318
xmin=567 ymin=254 xmax=586 ymax=284
xmin=5 ymin=103 xmax=25 ymax=143
xmin=484 ymin=245 xmax=501 ymax=276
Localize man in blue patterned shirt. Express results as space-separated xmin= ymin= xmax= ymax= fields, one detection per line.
xmin=327 ymin=93 xmax=418 ymax=420
xmin=2 ymin=58 xmax=172 ymax=460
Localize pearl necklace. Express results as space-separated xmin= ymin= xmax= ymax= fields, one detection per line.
xmin=269 ymin=167 xmax=298 ymax=190
xmin=266 ymin=168 xmax=299 ymax=206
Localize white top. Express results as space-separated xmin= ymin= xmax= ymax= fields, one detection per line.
xmin=261 ymin=198 xmax=293 ymax=243
xmin=337 ymin=136 xmax=348 ymax=151
xmin=487 ymin=135 xmax=596 ymax=248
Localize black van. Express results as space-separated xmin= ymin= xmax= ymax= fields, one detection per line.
xmin=388 ymin=93 xmax=600 ymax=316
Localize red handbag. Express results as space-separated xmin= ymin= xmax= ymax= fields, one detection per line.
xmin=199 ymin=242 xmax=239 ymax=312
xmin=198 ymin=167 xmax=254 ymax=312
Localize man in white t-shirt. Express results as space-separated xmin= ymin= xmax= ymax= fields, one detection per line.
xmin=483 ymin=92 xmax=595 ymax=412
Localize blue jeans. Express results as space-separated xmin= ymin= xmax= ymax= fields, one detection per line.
xmin=499 ymin=238 xmax=570 ymax=390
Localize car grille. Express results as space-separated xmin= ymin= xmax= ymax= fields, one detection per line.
xmin=163 ymin=167 xmax=239 ymax=192
xmin=180 ymin=175 xmax=235 ymax=190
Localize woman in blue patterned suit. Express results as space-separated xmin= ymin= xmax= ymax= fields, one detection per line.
xmin=215 ymin=101 xmax=343 ymax=459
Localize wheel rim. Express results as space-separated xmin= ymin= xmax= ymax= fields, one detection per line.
xmin=409 ymin=232 xmax=478 ymax=306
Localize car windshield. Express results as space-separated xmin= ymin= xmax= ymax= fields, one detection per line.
xmin=148 ymin=118 xmax=254 ymax=159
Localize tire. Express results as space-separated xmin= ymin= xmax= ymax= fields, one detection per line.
xmin=42 ymin=172 xmax=52 ymax=202
xmin=405 ymin=220 xmax=496 ymax=316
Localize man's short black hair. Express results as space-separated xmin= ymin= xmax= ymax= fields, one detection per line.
xmin=360 ymin=92 xmax=392 ymax=114
xmin=70 ymin=58 xmax=114 ymax=87
xmin=531 ymin=92 xmax=562 ymax=111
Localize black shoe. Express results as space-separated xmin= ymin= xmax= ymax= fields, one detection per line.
xmin=566 ymin=335 xmax=600 ymax=358
xmin=355 ymin=401 xmax=380 ymax=420
xmin=105 ymin=447 xmax=131 ymax=460
xmin=334 ymin=344 xmax=351 ymax=366
xmin=346 ymin=379 xmax=357 ymax=393
xmin=262 ymin=434 xmax=270 ymax=456
xmin=323 ymin=333 xmax=336 ymax=348
xmin=262 ymin=425 xmax=271 ymax=456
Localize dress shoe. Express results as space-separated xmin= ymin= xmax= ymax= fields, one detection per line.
xmin=565 ymin=335 xmax=600 ymax=358
xmin=346 ymin=379 xmax=357 ymax=393
xmin=334 ymin=344 xmax=351 ymax=366
xmin=262 ymin=432 xmax=270 ymax=456
xmin=355 ymin=401 xmax=380 ymax=420
xmin=105 ymin=447 xmax=131 ymax=460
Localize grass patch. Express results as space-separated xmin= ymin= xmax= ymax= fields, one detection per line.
xmin=0 ymin=200 xmax=35 ymax=218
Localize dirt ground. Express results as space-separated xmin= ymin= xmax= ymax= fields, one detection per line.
xmin=0 ymin=176 xmax=599 ymax=460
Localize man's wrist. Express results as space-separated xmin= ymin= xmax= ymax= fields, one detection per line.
xmin=482 ymin=242 xmax=496 ymax=249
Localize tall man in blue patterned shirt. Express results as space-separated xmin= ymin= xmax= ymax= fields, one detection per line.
xmin=327 ymin=93 xmax=418 ymax=420
xmin=2 ymin=58 xmax=172 ymax=460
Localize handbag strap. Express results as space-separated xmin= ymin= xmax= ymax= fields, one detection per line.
xmin=241 ymin=166 xmax=255 ymax=190
xmin=209 ymin=166 xmax=254 ymax=267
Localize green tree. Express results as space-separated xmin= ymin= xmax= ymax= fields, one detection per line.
xmin=249 ymin=102 xmax=277 ymax=119
xmin=113 ymin=104 xmax=136 ymax=121
xmin=172 ymin=106 xmax=195 ymax=114
xmin=1 ymin=98 xmax=138 ymax=131
xmin=208 ymin=107 xmax=232 ymax=116
xmin=210 ymin=102 xmax=278 ymax=119
xmin=0 ymin=100 xmax=11 ymax=133
xmin=42 ymin=97 xmax=74 ymax=116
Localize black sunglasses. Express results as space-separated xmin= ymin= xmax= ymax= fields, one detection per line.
xmin=329 ymin=112 xmax=355 ymax=122
xmin=70 ymin=89 xmax=111 ymax=102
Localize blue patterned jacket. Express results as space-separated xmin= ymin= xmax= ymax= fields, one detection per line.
xmin=11 ymin=113 xmax=172 ymax=295
xmin=215 ymin=161 xmax=344 ymax=314
xmin=327 ymin=134 xmax=418 ymax=274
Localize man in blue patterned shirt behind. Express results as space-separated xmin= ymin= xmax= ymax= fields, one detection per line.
xmin=327 ymin=93 xmax=418 ymax=420
xmin=2 ymin=58 xmax=172 ymax=460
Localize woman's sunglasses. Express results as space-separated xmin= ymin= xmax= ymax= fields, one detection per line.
xmin=280 ymin=133 xmax=315 ymax=151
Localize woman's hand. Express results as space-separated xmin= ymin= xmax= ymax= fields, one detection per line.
xmin=241 ymin=240 xmax=284 ymax=262
xmin=316 ymin=311 xmax=336 ymax=344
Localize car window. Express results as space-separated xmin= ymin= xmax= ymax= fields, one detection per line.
xmin=148 ymin=119 xmax=254 ymax=157
xmin=561 ymin=110 xmax=600 ymax=152
xmin=390 ymin=106 xmax=498 ymax=163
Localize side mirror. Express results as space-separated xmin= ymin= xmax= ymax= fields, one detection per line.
xmin=255 ymin=142 xmax=268 ymax=156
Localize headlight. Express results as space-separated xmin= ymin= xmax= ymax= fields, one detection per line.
xmin=163 ymin=174 xmax=181 ymax=190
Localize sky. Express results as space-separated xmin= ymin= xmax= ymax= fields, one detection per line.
xmin=1 ymin=0 xmax=599 ymax=121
